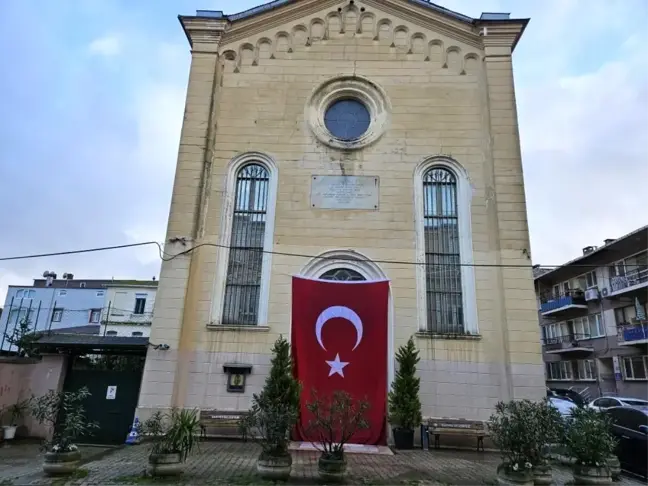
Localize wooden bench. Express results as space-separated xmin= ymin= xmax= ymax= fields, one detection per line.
xmin=199 ymin=410 xmax=249 ymax=439
xmin=425 ymin=417 xmax=489 ymax=451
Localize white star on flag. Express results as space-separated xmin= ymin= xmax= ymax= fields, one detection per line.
xmin=326 ymin=353 xmax=349 ymax=378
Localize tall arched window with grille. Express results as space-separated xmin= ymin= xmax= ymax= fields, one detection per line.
xmin=423 ymin=167 xmax=463 ymax=334
xmin=222 ymin=164 xmax=269 ymax=325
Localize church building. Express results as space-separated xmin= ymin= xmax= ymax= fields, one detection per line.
xmin=137 ymin=0 xmax=545 ymax=432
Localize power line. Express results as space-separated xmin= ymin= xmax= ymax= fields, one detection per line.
xmin=0 ymin=239 xmax=644 ymax=270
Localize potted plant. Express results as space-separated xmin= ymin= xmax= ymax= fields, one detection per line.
xmin=563 ymin=407 xmax=616 ymax=485
xmin=489 ymin=400 xmax=537 ymax=486
xmin=30 ymin=387 xmax=98 ymax=475
xmin=388 ymin=336 xmax=422 ymax=449
xmin=529 ymin=401 xmax=563 ymax=485
xmin=239 ymin=336 xmax=301 ymax=480
xmin=143 ymin=408 xmax=200 ymax=477
xmin=1 ymin=397 xmax=32 ymax=440
xmin=306 ymin=390 xmax=370 ymax=483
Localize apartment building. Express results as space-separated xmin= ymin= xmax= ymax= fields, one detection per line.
xmin=100 ymin=281 xmax=157 ymax=337
xmin=534 ymin=225 xmax=648 ymax=399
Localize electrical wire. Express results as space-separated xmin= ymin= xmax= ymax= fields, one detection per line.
xmin=0 ymin=239 xmax=645 ymax=270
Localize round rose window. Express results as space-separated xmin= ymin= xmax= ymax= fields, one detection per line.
xmin=324 ymin=99 xmax=371 ymax=141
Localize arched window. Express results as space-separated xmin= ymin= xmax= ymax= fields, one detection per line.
xmin=319 ymin=268 xmax=367 ymax=281
xmin=423 ymin=167 xmax=462 ymax=333
xmin=415 ymin=157 xmax=477 ymax=336
xmin=222 ymin=164 xmax=270 ymax=325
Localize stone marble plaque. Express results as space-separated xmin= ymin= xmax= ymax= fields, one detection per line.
xmin=310 ymin=175 xmax=379 ymax=210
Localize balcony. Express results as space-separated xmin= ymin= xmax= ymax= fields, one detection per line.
xmin=543 ymin=334 xmax=594 ymax=354
xmin=606 ymin=266 xmax=648 ymax=298
xmin=540 ymin=290 xmax=588 ymax=316
xmin=617 ymin=320 xmax=648 ymax=346
xmin=104 ymin=311 xmax=153 ymax=326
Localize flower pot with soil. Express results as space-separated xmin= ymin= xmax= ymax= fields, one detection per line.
xmin=388 ymin=337 xmax=422 ymax=450
xmin=318 ymin=454 xmax=348 ymax=482
xmin=239 ymin=337 xmax=301 ymax=481
xmin=496 ymin=462 xmax=534 ymax=486
xmin=1 ymin=398 xmax=32 ymax=441
xmin=43 ymin=446 xmax=82 ymax=475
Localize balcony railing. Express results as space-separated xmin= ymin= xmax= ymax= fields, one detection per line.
xmin=103 ymin=312 xmax=153 ymax=325
xmin=540 ymin=290 xmax=588 ymax=315
xmin=617 ymin=320 xmax=648 ymax=345
xmin=542 ymin=334 xmax=593 ymax=353
xmin=608 ymin=266 xmax=648 ymax=296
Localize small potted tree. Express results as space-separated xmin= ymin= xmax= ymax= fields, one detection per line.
xmin=30 ymin=388 xmax=98 ymax=475
xmin=239 ymin=336 xmax=301 ymax=480
xmin=1 ymin=397 xmax=32 ymax=440
xmin=563 ymin=407 xmax=616 ymax=485
xmin=529 ymin=401 xmax=563 ymax=485
xmin=306 ymin=390 xmax=370 ymax=483
xmin=489 ymin=400 xmax=536 ymax=486
xmin=143 ymin=408 xmax=200 ymax=477
xmin=388 ymin=337 xmax=422 ymax=449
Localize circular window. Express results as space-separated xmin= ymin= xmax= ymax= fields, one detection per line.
xmin=324 ymin=99 xmax=371 ymax=141
xmin=306 ymin=75 xmax=391 ymax=150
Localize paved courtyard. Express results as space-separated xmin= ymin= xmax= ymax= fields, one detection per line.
xmin=0 ymin=440 xmax=644 ymax=485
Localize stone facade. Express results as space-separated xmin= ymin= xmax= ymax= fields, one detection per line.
xmin=137 ymin=0 xmax=544 ymax=424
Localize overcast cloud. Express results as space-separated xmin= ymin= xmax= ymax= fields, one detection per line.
xmin=0 ymin=0 xmax=646 ymax=303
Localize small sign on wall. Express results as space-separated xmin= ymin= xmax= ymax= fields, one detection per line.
xmin=223 ymin=363 xmax=252 ymax=393
xmin=106 ymin=386 xmax=117 ymax=400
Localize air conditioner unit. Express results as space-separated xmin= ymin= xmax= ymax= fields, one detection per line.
xmin=601 ymin=287 xmax=609 ymax=297
xmin=585 ymin=288 xmax=600 ymax=301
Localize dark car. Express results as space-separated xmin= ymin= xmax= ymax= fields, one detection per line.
xmin=549 ymin=388 xmax=586 ymax=407
xmin=605 ymin=406 xmax=648 ymax=479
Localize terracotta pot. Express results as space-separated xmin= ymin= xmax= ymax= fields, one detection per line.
xmin=43 ymin=450 xmax=82 ymax=476
xmin=572 ymin=464 xmax=612 ymax=485
xmin=147 ymin=453 xmax=183 ymax=477
xmin=318 ymin=455 xmax=347 ymax=483
xmin=496 ymin=463 xmax=534 ymax=486
xmin=257 ymin=452 xmax=292 ymax=480
xmin=392 ymin=428 xmax=415 ymax=449
xmin=532 ymin=463 xmax=553 ymax=485
xmin=606 ymin=455 xmax=621 ymax=481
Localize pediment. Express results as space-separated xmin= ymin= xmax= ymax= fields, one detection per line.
xmin=217 ymin=0 xmax=484 ymax=70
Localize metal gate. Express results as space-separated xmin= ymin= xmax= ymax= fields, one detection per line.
xmin=62 ymin=355 xmax=145 ymax=445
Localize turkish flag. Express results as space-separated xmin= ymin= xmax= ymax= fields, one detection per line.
xmin=291 ymin=276 xmax=389 ymax=445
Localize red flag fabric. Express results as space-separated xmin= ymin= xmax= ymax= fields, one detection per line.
xmin=291 ymin=276 xmax=389 ymax=445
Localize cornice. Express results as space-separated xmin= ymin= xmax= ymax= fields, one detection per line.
xmin=220 ymin=0 xmax=483 ymax=50
xmin=221 ymin=0 xmax=340 ymax=46
xmin=180 ymin=16 xmax=229 ymax=50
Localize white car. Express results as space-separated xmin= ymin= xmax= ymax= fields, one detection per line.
xmin=548 ymin=397 xmax=578 ymax=418
xmin=587 ymin=396 xmax=648 ymax=412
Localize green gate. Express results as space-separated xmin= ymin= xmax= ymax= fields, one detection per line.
xmin=62 ymin=355 xmax=145 ymax=445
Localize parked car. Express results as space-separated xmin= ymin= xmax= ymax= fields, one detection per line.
xmin=548 ymin=396 xmax=578 ymax=419
xmin=605 ymin=406 xmax=648 ymax=479
xmin=588 ymin=396 xmax=648 ymax=412
xmin=549 ymin=388 xmax=587 ymax=407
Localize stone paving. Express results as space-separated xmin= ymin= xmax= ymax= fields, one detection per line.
xmin=0 ymin=440 xmax=645 ymax=486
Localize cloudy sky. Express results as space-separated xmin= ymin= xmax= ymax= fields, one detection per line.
xmin=0 ymin=0 xmax=646 ymax=303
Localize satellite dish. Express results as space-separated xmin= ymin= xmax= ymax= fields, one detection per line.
xmin=43 ymin=271 xmax=51 ymax=278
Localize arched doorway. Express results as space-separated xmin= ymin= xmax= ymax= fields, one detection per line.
xmin=319 ymin=268 xmax=366 ymax=282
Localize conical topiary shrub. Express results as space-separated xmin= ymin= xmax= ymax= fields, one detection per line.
xmin=388 ymin=336 xmax=422 ymax=449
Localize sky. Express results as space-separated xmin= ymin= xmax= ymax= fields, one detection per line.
xmin=0 ymin=0 xmax=647 ymax=303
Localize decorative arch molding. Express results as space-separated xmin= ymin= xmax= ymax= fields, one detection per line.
xmin=210 ymin=151 xmax=279 ymax=327
xmin=413 ymin=156 xmax=479 ymax=335
xmin=299 ymin=249 xmax=388 ymax=281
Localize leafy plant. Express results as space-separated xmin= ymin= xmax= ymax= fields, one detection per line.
xmin=142 ymin=409 xmax=200 ymax=462
xmin=30 ymin=387 xmax=98 ymax=453
xmin=306 ymin=390 xmax=370 ymax=461
xmin=4 ymin=316 xmax=41 ymax=357
xmin=489 ymin=400 xmax=539 ymax=472
xmin=2 ymin=397 xmax=32 ymax=426
xmin=563 ymin=407 xmax=617 ymax=467
xmin=239 ymin=336 xmax=301 ymax=459
xmin=388 ymin=337 xmax=422 ymax=431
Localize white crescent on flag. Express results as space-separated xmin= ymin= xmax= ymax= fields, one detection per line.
xmin=315 ymin=305 xmax=364 ymax=351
